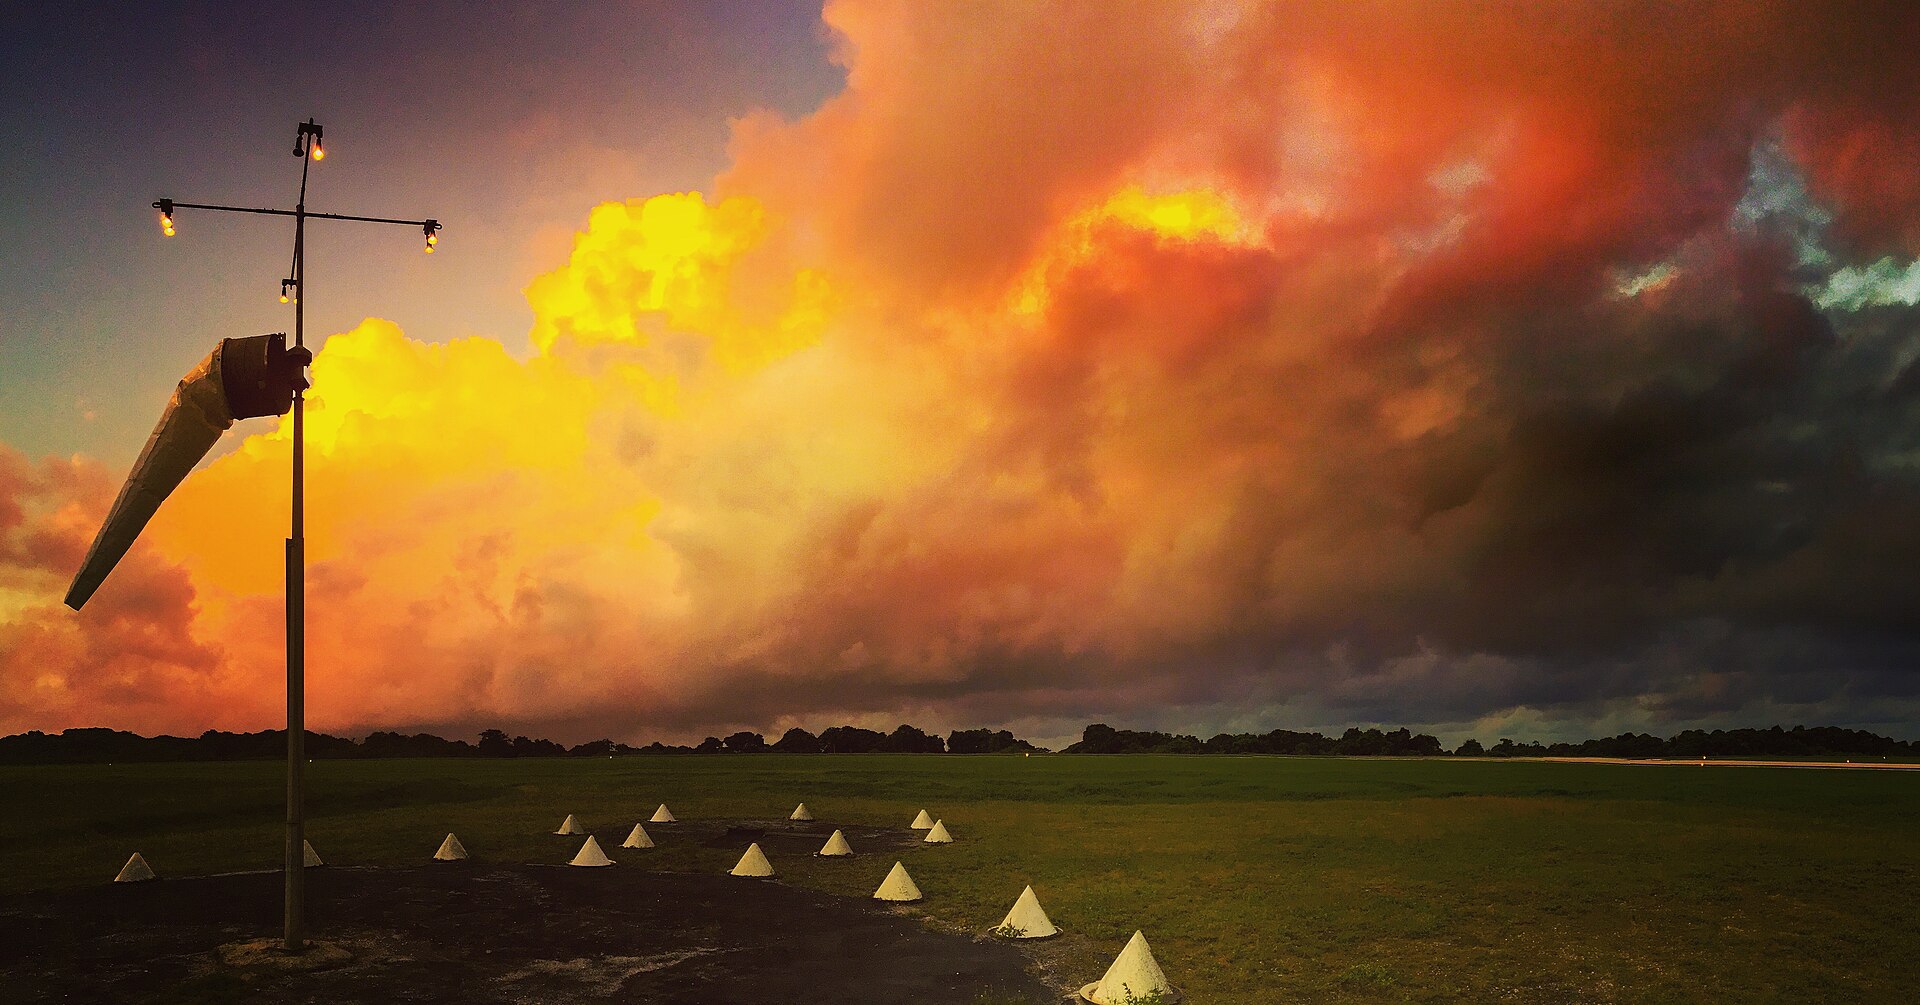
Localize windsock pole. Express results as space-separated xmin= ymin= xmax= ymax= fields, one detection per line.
xmin=132 ymin=118 xmax=437 ymax=953
xmin=282 ymin=147 xmax=309 ymax=953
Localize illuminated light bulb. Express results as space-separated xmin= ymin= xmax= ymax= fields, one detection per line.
xmin=424 ymin=244 xmax=435 ymax=254
xmin=311 ymin=142 xmax=325 ymax=161
xmin=280 ymin=292 xmax=290 ymax=303
xmin=426 ymin=233 xmax=437 ymax=246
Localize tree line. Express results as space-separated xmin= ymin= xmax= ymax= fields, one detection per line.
xmin=0 ymin=722 xmax=1908 ymax=765
xmin=1067 ymin=723 xmax=1447 ymax=755
xmin=0 ymin=724 xmax=1040 ymax=764
xmin=1453 ymin=724 xmax=1916 ymax=759
xmin=1066 ymin=723 xmax=1915 ymax=759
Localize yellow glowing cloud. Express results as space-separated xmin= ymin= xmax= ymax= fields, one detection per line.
xmin=1098 ymin=187 xmax=1253 ymax=243
xmin=525 ymin=192 xmax=834 ymax=375
xmin=148 ymin=321 xmax=614 ymax=596
xmin=1012 ymin=185 xmax=1262 ymax=314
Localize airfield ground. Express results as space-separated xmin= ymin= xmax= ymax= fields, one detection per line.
xmin=0 ymin=754 xmax=1913 ymax=1003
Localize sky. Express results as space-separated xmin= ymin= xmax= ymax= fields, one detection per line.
xmin=4 ymin=1 xmax=1920 ymax=748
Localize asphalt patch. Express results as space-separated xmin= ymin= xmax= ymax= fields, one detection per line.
xmin=0 ymin=862 xmax=1059 ymax=1003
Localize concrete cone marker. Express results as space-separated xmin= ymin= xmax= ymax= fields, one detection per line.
xmin=873 ymin=861 xmax=923 ymax=902
xmin=569 ymin=835 xmax=614 ymax=868
xmin=994 ymin=885 xmax=1059 ymax=939
xmin=923 ymin=819 xmax=954 ymax=844
xmin=730 ymin=842 xmax=775 ymax=877
xmin=433 ymin=833 xmax=469 ymax=861
xmin=909 ymin=809 xmax=934 ymax=829
xmin=553 ymin=813 xmax=586 ymax=835
xmin=650 ymin=803 xmax=676 ymax=823
xmin=302 ymin=839 xmax=325 ymax=867
xmin=622 ymin=823 xmax=655 ymax=849
xmin=1080 ymin=930 xmax=1177 ymax=1004
xmin=816 ymin=829 xmax=854 ymax=857
xmin=790 ymin=802 xmax=814 ymax=822
xmin=114 ymin=852 xmax=156 ymax=883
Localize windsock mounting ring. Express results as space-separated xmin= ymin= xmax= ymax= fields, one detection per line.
xmin=220 ymin=333 xmax=309 ymax=420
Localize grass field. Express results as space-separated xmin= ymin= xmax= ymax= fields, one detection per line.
xmin=2 ymin=754 xmax=1915 ymax=1003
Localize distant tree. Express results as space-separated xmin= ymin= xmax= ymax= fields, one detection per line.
xmin=724 ymin=731 xmax=768 ymax=753
xmin=511 ymin=735 xmax=567 ymax=757
xmin=948 ymin=728 xmax=1039 ymax=754
xmin=363 ymin=731 xmax=474 ymax=758
xmin=477 ymin=729 xmax=513 ymax=757
xmin=1066 ymin=724 xmax=1123 ymax=753
xmin=882 ymin=724 xmax=944 ymax=753
xmin=1488 ymin=737 xmax=1549 ymax=757
xmin=819 ymin=726 xmax=887 ymax=753
xmin=1334 ymin=728 xmax=1388 ymax=756
xmin=695 ymin=736 xmax=726 ymax=753
xmin=772 ymin=727 xmax=822 ymax=753
xmin=1157 ymin=734 xmax=1203 ymax=754
xmin=1456 ymin=738 xmax=1485 ymax=757
xmin=570 ymin=739 xmax=618 ymax=757
xmin=1064 ymin=724 xmax=1201 ymax=753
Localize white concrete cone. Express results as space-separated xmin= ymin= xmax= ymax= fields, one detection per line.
xmin=433 ymin=833 xmax=469 ymax=861
xmin=817 ymin=829 xmax=854 ymax=857
xmin=569 ymin=835 xmax=614 ymax=867
xmin=649 ymin=803 xmax=676 ymax=823
xmin=909 ymin=809 xmax=934 ymax=829
xmin=923 ymin=819 xmax=954 ymax=844
xmin=622 ymin=823 xmax=655 ymax=849
xmin=553 ymin=813 xmax=586 ymax=835
xmin=872 ymin=861 xmax=922 ymax=902
xmin=302 ymin=839 xmax=325 ymax=867
xmin=1080 ymin=930 xmax=1177 ymax=1004
xmin=730 ymin=842 xmax=775 ymax=877
xmin=994 ymin=885 xmax=1059 ymax=939
xmin=113 ymin=852 xmax=156 ymax=883
xmin=789 ymin=802 xmax=814 ymax=822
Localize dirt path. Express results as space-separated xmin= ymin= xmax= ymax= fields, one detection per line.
xmin=0 ymin=862 xmax=1061 ymax=1003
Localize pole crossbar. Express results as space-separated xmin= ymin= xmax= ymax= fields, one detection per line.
xmin=156 ymin=199 xmax=435 ymax=229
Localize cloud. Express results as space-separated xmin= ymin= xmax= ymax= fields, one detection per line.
xmin=0 ymin=446 xmax=241 ymax=734
xmin=7 ymin=1 xmax=1920 ymax=742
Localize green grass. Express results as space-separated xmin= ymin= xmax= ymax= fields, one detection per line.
xmin=2 ymin=754 xmax=1915 ymax=1003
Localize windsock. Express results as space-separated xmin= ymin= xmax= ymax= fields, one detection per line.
xmin=65 ymin=334 xmax=308 ymax=610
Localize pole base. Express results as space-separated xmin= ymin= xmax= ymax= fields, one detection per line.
xmin=218 ymin=937 xmax=352 ymax=972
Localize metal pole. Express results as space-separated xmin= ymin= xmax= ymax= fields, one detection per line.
xmin=149 ymin=122 xmax=435 ymax=952
xmin=283 ymin=150 xmax=310 ymax=953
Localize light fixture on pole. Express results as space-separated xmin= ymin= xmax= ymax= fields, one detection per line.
xmin=68 ymin=118 xmax=440 ymax=954
xmin=296 ymin=118 xmax=324 ymax=161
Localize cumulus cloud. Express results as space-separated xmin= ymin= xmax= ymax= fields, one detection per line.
xmin=7 ymin=0 xmax=1920 ymax=742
